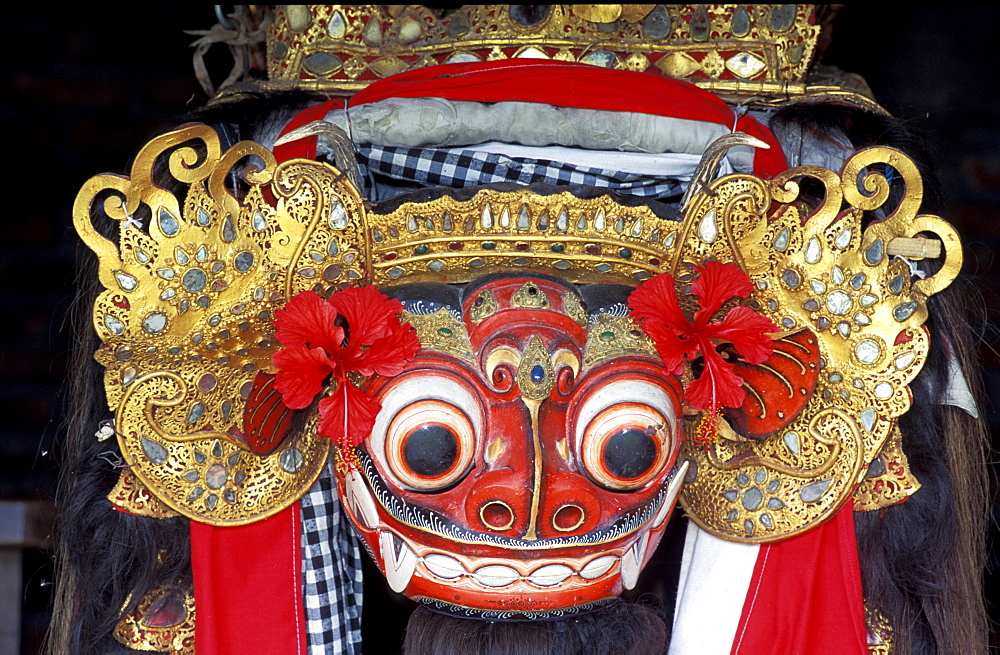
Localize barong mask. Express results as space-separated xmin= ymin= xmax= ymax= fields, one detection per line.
xmin=74 ymin=123 xmax=960 ymax=617
xmin=345 ymin=275 xmax=684 ymax=616
xmin=64 ymin=6 xmax=978 ymax=653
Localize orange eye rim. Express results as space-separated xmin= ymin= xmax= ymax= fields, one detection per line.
xmin=580 ymin=402 xmax=672 ymax=491
xmin=385 ymin=399 xmax=476 ymax=491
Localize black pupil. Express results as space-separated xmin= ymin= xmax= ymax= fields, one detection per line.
xmin=603 ymin=428 xmax=657 ymax=480
xmin=403 ymin=425 xmax=458 ymax=478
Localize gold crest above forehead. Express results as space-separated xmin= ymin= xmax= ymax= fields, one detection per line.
xmin=262 ymin=5 xmax=839 ymax=103
xmin=75 ymin=124 xmax=961 ymax=540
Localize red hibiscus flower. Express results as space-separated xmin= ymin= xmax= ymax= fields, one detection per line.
xmin=271 ymin=287 xmax=420 ymax=463
xmin=629 ymin=261 xmax=777 ymax=421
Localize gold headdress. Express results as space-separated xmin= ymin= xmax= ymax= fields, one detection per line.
xmin=75 ymin=121 xmax=960 ymax=542
xmin=212 ymin=5 xmax=875 ymax=108
xmin=61 ymin=8 xmax=989 ymax=655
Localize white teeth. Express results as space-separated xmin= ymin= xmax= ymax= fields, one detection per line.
xmin=344 ymin=470 xmax=379 ymax=530
xmin=472 ymin=564 xmax=519 ymax=588
xmin=579 ymin=555 xmax=617 ymax=580
xmin=402 ymin=472 xmax=687 ymax=591
xmin=652 ymin=461 xmax=689 ymax=529
xmin=528 ymin=564 xmax=574 ymax=587
xmin=379 ymin=531 xmax=418 ymax=593
xmin=620 ymin=531 xmax=649 ymax=591
xmin=424 ymin=553 xmax=466 ymax=580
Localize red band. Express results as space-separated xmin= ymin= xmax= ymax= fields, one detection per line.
xmin=731 ymin=501 xmax=867 ymax=655
xmin=190 ymin=505 xmax=305 ymax=655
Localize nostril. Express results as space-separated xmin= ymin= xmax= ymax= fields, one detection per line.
xmin=552 ymin=504 xmax=585 ymax=532
xmin=480 ymin=500 xmax=515 ymax=531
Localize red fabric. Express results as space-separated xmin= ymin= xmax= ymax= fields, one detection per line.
xmin=187 ymin=120 xmax=324 ymax=655
xmin=350 ymin=59 xmax=735 ymax=125
xmin=349 ymin=60 xmax=788 ymax=176
xmin=190 ymin=504 xmax=305 ymax=655
xmin=731 ymin=501 xmax=868 ymax=655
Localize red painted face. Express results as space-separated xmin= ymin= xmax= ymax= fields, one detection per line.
xmin=337 ymin=277 xmax=684 ymax=618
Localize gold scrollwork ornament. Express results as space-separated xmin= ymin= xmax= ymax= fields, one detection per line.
xmin=678 ymin=146 xmax=961 ymax=542
xmin=73 ymin=125 xmax=373 ymax=525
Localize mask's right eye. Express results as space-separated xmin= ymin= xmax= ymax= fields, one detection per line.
xmin=385 ymin=399 xmax=475 ymax=491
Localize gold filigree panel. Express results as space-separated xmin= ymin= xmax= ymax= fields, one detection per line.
xmin=583 ymin=313 xmax=659 ymax=370
xmin=678 ymin=146 xmax=960 ymax=542
xmin=108 ymin=469 xmax=179 ymax=519
xmin=114 ymin=585 xmax=195 ymax=654
xmin=853 ymin=425 xmax=921 ymax=512
xmin=404 ymin=308 xmax=476 ymax=363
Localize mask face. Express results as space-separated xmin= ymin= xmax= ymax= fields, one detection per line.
xmin=338 ymin=276 xmax=684 ymax=617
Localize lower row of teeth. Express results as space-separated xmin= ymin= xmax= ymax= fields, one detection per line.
xmin=422 ymin=552 xmax=620 ymax=587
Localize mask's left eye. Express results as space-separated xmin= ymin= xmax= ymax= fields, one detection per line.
xmin=575 ymin=379 xmax=678 ymax=491
xmin=581 ymin=403 xmax=672 ymax=491
xmin=385 ymin=400 xmax=475 ymax=491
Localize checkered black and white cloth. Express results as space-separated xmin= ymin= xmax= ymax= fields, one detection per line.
xmin=301 ymin=465 xmax=364 ymax=654
xmin=357 ymin=145 xmax=687 ymax=199
xmin=294 ymin=142 xmax=701 ymax=650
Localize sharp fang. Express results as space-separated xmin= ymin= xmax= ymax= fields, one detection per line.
xmin=652 ymin=461 xmax=689 ymax=529
xmin=379 ymin=531 xmax=417 ymax=593
xmin=345 ymin=469 xmax=379 ymax=530
xmin=620 ymin=531 xmax=649 ymax=591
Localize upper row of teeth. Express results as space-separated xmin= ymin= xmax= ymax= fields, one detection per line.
xmin=422 ymin=551 xmax=619 ymax=588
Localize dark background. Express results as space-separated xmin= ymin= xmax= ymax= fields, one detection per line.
xmin=2 ymin=6 xmax=998 ymax=653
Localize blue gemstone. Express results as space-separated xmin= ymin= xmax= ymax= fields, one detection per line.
xmin=530 ymin=365 xmax=544 ymax=383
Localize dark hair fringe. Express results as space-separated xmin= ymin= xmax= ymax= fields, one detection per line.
xmin=772 ymin=103 xmax=988 ymax=654
xmin=47 ymin=209 xmax=194 ymax=655
xmin=46 ymin=92 xmax=324 ymax=655
xmin=402 ymin=599 xmax=668 ymax=655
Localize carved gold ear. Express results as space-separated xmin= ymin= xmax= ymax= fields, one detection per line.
xmin=74 ymin=124 xmax=366 ymax=525
xmin=676 ymin=145 xmax=959 ymax=542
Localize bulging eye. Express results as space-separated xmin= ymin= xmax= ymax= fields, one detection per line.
xmin=581 ymin=403 xmax=671 ymax=491
xmin=385 ymin=400 xmax=475 ymax=491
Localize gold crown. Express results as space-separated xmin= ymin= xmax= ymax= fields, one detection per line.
xmin=256 ymin=5 xmax=842 ymax=102
xmin=76 ymin=124 xmax=961 ymax=541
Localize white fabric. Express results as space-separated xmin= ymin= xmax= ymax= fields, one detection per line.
xmin=460 ymin=141 xmax=735 ymax=181
xmin=322 ymin=99 xmax=733 ymax=156
xmin=943 ymin=353 xmax=980 ymax=418
xmin=669 ymin=521 xmax=761 ymax=655
xmin=769 ymin=116 xmax=855 ymax=172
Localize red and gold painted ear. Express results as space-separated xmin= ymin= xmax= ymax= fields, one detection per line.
xmin=723 ymin=329 xmax=821 ymax=440
xmin=243 ymin=372 xmax=294 ymax=456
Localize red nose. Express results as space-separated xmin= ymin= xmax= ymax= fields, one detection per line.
xmin=464 ymin=467 xmax=602 ymax=540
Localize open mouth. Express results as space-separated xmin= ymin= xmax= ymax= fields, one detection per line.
xmin=341 ymin=453 xmax=688 ymax=614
